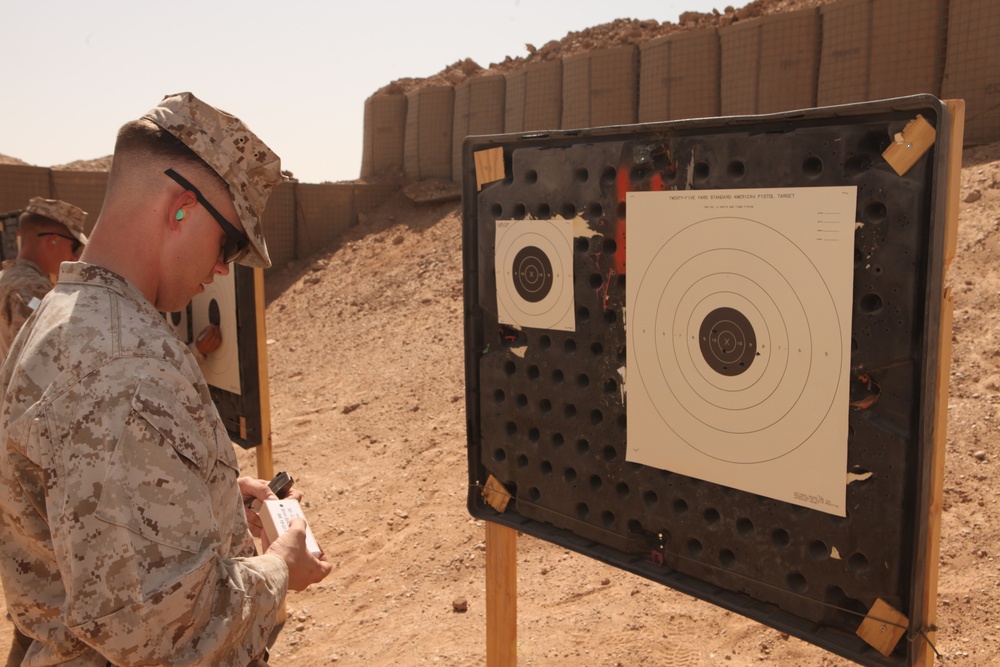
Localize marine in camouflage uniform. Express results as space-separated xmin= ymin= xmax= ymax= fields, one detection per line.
xmin=0 ymin=198 xmax=88 ymax=360
xmin=0 ymin=93 xmax=330 ymax=666
xmin=0 ymin=263 xmax=286 ymax=665
xmin=0 ymin=258 xmax=51 ymax=358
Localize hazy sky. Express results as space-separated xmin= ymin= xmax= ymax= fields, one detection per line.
xmin=1 ymin=0 xmax=703 ymax=183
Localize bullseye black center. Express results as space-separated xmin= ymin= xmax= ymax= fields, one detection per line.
xmin=512 ymin=246 xmax=553 ymax=303
xmin=699 ymin=307 xmax=756 ymax=376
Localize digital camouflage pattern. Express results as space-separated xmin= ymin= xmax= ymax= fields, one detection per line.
xmin=0 ymin=259 xmax=52 ymax=360
xmin=22 ymin=197 xmax=89 ymax=245
xmin=0 ymin=262 xmax=288 ymax=666
xmin=142 ymin=92 xmax=283 ymax=270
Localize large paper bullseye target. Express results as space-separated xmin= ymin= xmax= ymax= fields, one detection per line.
xmin=626 ymin=188 xmax=856 ymax=515
xmin=495 ymin=217 xmax=576 ymax=331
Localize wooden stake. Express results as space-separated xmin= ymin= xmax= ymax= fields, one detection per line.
xmin=486 ymin=521 xmax=517 ymax=667
xmin=252 ymin=266 xmax=283 ymax=625
xmin=913 ymin=99 xmax=964 ymax=667
xmin=254 ymin=266 xmax=275 ymax=481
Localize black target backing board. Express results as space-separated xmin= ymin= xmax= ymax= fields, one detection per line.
xmin=461 ymin=96 xmax=959 ymax=666
xmin=162 ymin=263 xmax=264 ymax=448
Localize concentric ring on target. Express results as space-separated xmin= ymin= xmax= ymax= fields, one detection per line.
xmin=631 ymin=217 xmax=844 ymax=463
xmin=671 ymin=267 xmax=792 ymax=416
xmin=512 ymin=246 xmax=553 ymax=303
xmin=699 ymin=306 xmax=756 ymax=376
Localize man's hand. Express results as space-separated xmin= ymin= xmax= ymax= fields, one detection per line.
xmin=195 ymin=324 xmax=222 ymax=356
xmin=266 ymin=518 xmax=332 ymax=591
xmin=238 ymin=476 xmax=277 ymax=538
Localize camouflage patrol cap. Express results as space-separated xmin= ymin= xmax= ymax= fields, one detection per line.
xmin=24 ymin=197 xmax=89 ymax=245
xmin=142 ymin=92 xmax=282 ymax=268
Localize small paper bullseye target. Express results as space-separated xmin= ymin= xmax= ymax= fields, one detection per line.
xmin=495 ymin=218 xmax=576 ymax=331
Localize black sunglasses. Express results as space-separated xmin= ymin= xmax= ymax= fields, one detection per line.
xmin=37 ymin=232 xmax=82 ymax=255
xmin=164 ymin=168 xmax=250 ymax=264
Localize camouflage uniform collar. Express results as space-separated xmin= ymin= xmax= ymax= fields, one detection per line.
xmin=57 ymin=262 xmax=163 ymax=320
xmin=12 ymin=258 xmax=46 ymax=278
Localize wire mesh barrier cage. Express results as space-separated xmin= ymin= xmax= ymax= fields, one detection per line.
xmin=360 ymin=0 xmax=1000 ymax=187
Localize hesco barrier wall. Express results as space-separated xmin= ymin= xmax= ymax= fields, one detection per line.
xmin=361 ymin=0 xmax=1000 ymax=183
xmin=0 ymin=167 xmax=109 ymax=237
xmin=361 ymin=94 xmax=407 ymax=178
xmin=451 ymin=76 xmax=506 ymax=185
xmin=0 ymin=166 xmax=50 ymax=215
xmin=639 ymin=28 xmax=720 ymax=123
xmin=942 ymin=0 xmax=1000 ymax=144
xmin=0 ymin=165 xmax=400 ymax=272
xmin=561 ymin=44 xmax=639 ymax=130
xmin=721 ymin=7 xmax=822 ymax=115
xmin=262 ymin=182 xmax=297 ymax=271
xmin=504 ymin=60 xmax=563 ymax=133
xmin=818 ymin=0 xmax=947 ymax=107
xmin=403 ymin=85 xmax=454 ymax=181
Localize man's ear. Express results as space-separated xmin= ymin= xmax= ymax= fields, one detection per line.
xmin=168 ymin=191 xmax=198 ymax=230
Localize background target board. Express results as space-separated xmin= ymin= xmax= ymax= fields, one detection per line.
xmin=626 ymin=188 xmax=856 ymax=515
xmin=462 ymin=96 xmax=958 ymax=666
xmin=191 ymin=267 xmax=242 ymax=395
xmin=162 ymin=264 xmax=264 ymax=449
xmin=164 ymin=304 xmax=191 ymax=343
xmin=495 ymin=217 xmax=576 ymax=332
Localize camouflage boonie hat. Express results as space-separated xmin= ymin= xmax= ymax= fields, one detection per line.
xmin=24 ymin=197 xmax=89 ymax=245
xmin=142 ymin=92 xmax=283 ymax=268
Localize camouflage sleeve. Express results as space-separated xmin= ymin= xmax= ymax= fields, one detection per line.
xmin=18 ymin=276 xmax=53 ymax=307
xmin=47 ymin=358 xmax=288 ymax=666
xmin=3 ymin=292 xmax=36 ymax=346
xmin=0 ymin=275 xmax=50 ymax=347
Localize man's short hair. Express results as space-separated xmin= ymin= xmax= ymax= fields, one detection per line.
xmin=113 ymin=119 xmax=230 ymax=195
